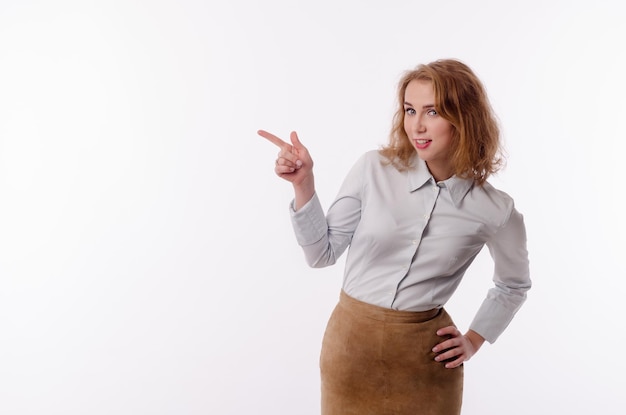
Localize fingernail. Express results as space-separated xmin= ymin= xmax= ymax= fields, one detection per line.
xmin=296 ymin=160 xmax=302 ymax=168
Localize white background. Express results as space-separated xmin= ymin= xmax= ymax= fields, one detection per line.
xmin=1 ymin=0 xmax=624 ymax=414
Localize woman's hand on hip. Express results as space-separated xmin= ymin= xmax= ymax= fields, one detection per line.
xmin=432 ymin=327 xmax=485 ymax=369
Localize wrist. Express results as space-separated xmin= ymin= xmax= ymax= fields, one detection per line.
xmin=293 ymin=173 xmax=314 ymax=190
xmin=465 ymin=330 xmax=486 ymax=351
xmin=293 ymin=175 xmax=315 ymax=211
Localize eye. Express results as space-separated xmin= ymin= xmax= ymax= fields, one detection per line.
xmin=404 ymin=107 xmax=416 ymax=115
xmin=426 ymin=108 xmax=438 ymax=116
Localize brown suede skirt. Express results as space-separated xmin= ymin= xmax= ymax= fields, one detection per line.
xmin=320 ymin=291 xmax=463 ymax=415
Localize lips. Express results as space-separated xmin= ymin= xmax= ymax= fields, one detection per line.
xmin=413 ymin=138 xmax=432 ymax=149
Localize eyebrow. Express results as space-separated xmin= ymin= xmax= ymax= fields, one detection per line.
xmin=403 ymin=102 xmax=436 ymax=108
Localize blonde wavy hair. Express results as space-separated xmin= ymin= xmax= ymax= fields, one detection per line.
xmin=379 ymin=59 xmax=503 ymax=185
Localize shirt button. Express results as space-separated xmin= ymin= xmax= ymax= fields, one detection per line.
xmin=411 ymin=240 xmax=418 ymax=245
xmin=423 ymin=214 xmax=430 ymax=220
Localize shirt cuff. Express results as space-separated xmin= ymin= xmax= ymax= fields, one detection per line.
xmin=469 ymin=297 xmax=519 ymax=344
xmin=289 ymin=193 xmax=328 ymax=246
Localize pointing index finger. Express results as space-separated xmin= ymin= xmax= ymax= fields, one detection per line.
xmin=257 ymin=129 xmax=289 ymax=149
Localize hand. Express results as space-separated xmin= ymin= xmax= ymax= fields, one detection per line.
xmin=432 ymin=327 xmax=485 ymax=369
xmin=257 ymin=130 xmax=314 ymax=186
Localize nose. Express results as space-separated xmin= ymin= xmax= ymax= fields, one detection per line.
xmin=409 ymin=114 xmax=426 ymax=134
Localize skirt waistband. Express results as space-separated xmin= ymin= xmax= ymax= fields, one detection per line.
xmin=339 ymin=290 xmax=441 ymax=323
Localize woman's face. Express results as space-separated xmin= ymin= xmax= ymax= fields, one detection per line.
xmin=403 ymin=80 xmax=455 ymax=181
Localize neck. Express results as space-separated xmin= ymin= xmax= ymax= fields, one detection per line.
xmin=426 ymin=162 xmax=453 ymax=182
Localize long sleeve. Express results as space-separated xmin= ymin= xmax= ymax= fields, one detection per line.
xmin=469 ymin=206 xmax=531 ymax=343
xmin=289 ymin=153 xmax=365 ymax=268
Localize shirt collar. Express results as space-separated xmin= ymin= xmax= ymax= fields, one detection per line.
xmin=407 ymin=156 xmax=432 ymax=191
xmin=407 ymin=156 xmax=474 ymax=208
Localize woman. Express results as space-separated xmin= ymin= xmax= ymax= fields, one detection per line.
xmin=258 ymin=59 xmax=531 ymax=415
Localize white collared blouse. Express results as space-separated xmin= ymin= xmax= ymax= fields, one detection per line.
xmin=290 ymin=150 xmax=531 ymax=343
